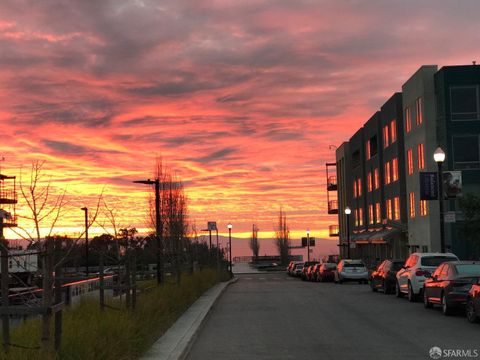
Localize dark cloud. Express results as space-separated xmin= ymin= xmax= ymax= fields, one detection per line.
xmin=185 ymin=147 xmax=238 ymax=164
xmin=43 ymin=140 xmax=91 ymax=155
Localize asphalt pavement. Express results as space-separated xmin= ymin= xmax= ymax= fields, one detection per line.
xmin=185 ymin=273 xmax=480 ymax=360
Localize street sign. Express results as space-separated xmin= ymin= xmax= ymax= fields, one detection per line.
xmin=444 ymin=211 xmax=456 ymax=223
xmin=301 ymin=237 xmax=315 ymax=247
xmin=207 ymin=221 xmax=217 ymax=231
xmin=420 ymin=172 xmax=438 ymax=200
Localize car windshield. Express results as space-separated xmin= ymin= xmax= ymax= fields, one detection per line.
xmin=455 ymin=264 xmax=480 ymax=275
xmin=344 ymin=263 xmax=365 ymax=267
xmin=420 ymin=256 xmax=458 ymax=267
xmin=324 ymin=264 xmax=336 ymax=270
xmin=295 ymin=265 xmax=304 ymax=269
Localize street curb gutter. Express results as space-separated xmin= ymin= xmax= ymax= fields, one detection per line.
xmin=141 ymin=277 xmax=238 ymax=360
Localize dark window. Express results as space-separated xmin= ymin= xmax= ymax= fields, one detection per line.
xmin=455 ymin=264 xmax=480 ymax=275
xmin=420 ymin=256 xmax=458 ymax=267
xmin=451 ymin=86 xmax=479 ymax=121
xmin=452 ymin=135 xmax=480 ymax=169
xmin=370 ymin=135 xmax=378 ymax=157
xmin=343 ymin=263 xmax=365 ymax=268
xmin=352 ymin=150 xmax=361 ymax=168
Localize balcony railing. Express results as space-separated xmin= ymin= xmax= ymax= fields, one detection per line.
xmin=327 ymin=176 xmax=337 ymax=191
xmin=0 ymin=189 xmax=17 ymax=204
xmin=328 ymin=200 xmax=338 ymax=214
xmin=329 ymin=225 xmax=339 ymax=237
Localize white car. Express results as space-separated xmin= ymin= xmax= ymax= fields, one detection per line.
xmin=334 ymin=259 xmax=369 ymax=284
xmin=395 ymin=252 xmax=459 ymax=301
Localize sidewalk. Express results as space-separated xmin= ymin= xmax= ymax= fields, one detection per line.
xmin=141 ymin=277 xmax=237 ymax=360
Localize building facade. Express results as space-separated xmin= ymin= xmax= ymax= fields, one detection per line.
xmin=335 ymin=64 xmax=480 ymax=263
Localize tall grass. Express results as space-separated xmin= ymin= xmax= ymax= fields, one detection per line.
xmin=1 ymin=269 xmax=229 ymax=360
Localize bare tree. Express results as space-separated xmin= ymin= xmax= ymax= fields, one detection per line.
xmin=275 ymin=208 xmax=290 ymax=265
xmin=249 ymin=224 xmax=260 ymax=261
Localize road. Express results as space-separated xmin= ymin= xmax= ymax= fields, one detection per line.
xmin=186 ymin=273 xmax=480 ymax=360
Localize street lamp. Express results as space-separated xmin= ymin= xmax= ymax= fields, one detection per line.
xmin=227 ymin=223 xmax=233 ymax=276
xmin=133 ymin=178 xmax=163 ymax=284
xmin=81 ymin=207 xmax=89 ymax=276
xmin=344 ymin=207 xmax=351 ymax=259
xmin=306 ymin=229 xmax=310 ymax=262
xmin=434 ymin=147 xmax=446 ymax=253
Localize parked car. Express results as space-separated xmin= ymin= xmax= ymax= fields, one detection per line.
xmin=334 ymin=260 xmax=368 ymax=284
xmin=318 ymin=263 xmax=336 ymax=282
xmin=293 ymin=263 xmax=305 ymax=277
xmin=287 ymin=261 xmax=301 ymax=276
xmin=466 ymin=279 xmax=480 ymax=323
xmin=301 ymin=261 xmax=319 ymax=281
xmin=396 ymin=252 xmax=459 ymax=302
xmin=370 ymin=259 xmax=404 ymax=294
xmin=423 ymin=261 xmax=480 ymax=315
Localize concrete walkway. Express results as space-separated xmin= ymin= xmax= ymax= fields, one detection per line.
xmin=141 ymin=277 xmax=237 ymax=360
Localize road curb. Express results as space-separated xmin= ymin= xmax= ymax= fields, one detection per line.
xmin=141 ymin=276 xmax=238 ymax=360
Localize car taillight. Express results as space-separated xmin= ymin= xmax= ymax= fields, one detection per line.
xmin=415 ymin=269 xmax=426 ymax=276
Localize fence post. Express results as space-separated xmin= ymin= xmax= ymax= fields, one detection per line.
xmin=131 ymin=251 xmax=136 ymax=310
xmin=54 ymin=237 xmax=63 ymax=352
xmin=0 ymin=223 xmax=10 ymax=353
xmin=41 ymin=237 xmax=54 ymax=349
xmin=99 ymin=252 xmax=104 ymax=310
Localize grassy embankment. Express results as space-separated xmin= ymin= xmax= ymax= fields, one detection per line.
xmin=1 ymin=268 xmax=230 ymax=360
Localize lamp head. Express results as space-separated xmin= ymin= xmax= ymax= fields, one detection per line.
xmin=344 ymin=206 xmax=352 ymax=215
xmin=227 ymin=223 xmax=233 ymax=229
xmin=433 ymin=147 xmax=446 ymax=163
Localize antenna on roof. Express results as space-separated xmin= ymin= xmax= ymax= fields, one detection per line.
xmin=473 ymin=61 xmax=477 ymax=65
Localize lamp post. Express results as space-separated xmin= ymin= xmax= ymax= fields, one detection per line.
xmin=133 ymin=178 xmax=163 ymax=284
xmin=81 ymin=207 xmax=89 ymax=276
xmin=306 ymin=229 xmax=310 ymax=262
xmin=344 ymin=207 xmax=351 ymax=258
xmin=434 ymin=147 xmax=446 ymax=253
xmin=227 ymin=223 xmax=233 ymax=276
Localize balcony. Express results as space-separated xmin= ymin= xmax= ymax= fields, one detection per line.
xmin=327 ymin=175 xmax=337 ymax=191
xmin=329 ymin=225 xmax=339 ymax=237
xmin=328 ymin=200 xmax=338 ymax=214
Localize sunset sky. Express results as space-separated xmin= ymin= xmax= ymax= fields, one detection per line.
xmin=1 ymin=0 xmax=480 ymax=251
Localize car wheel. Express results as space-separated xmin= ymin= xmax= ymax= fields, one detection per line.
xmin=423 ymin=288 xmax=433 ymax=309
xmin=370 ymin=280 xmax=377 ymax=292
xmin=441 ymin=293 xmax=452 ymax=316
xmin=408 ymin=282 xmax=417 ymax=302
xmin=383 ymin=280 xmax=390 ymax=295
xmin=466 ymin=299 xmax=478 ymax=323
xmin=395 ymin=281 xmax=404 ymax=298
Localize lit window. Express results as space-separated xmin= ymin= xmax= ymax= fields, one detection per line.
xmin=415 ymin=97 xmax=423 ymax=125
xmin=385 ymin=161 xmax=391 ymax=184
xmin=357 ymin=178 xmax=362 ymax=197
xmin=386 ymin=199 xmax=392 ymax=220
xmin=392 ymin=158 xmax=398 ymax=182
xmin=375 ymin=203 xmax=381 ymax=224
xmin=358 ymin=208 xmax=363 ymax=226
xmin=405 ymin=107 xmax=412 ymax=133
xmin=390 ymin=119 xmax=397 ymax=143
xmin=417 ymin=143 xmax=425 ymax=170
xmin=367 ymin=172 xmax=373 ymax=192
xmin=366 ymin=140 xmax=371 ymax=160
xmin=409 ymin=192 xmax=415 ymax=218
xmin=394 ymin=197 xmax=400 ymax=220
xmin=407 ymin=149 xmax=414 ymax=175
xmin=353 ymin=180 xmax=357 ymax=198
xmin=374 ymin=168 xmax=380 ymax=189
xmin=420 ymin=200 xmax=428 ymax=216
xmin=369 ymin=204 xmax=374 ymax=225
xmin=355 ymin=208 xmax=359 ymax=227
xmin=383 ymin=125 xmax=390 ymax=148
